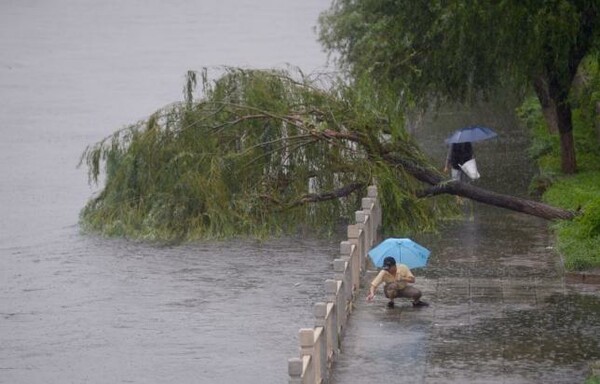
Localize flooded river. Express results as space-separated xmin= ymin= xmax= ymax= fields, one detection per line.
xmin=2 ymin=2 xmax=599 ymax=384
xmin=0 ymin=1 xmax=336 ymax=383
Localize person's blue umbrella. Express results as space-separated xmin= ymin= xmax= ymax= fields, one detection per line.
xmin=445 ymin=125 xmax=498 ymax=144
xmin=368 ymin=238 xmax=431 ymax=270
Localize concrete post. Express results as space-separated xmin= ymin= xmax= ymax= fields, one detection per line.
xmin=362 ymin=197 xmax=376 ymax=247
xmin=315 ymin=302 xmax=337 ymax=366
xmin=314 ymin=303 xmax=328 ymax=368
xmin=355 ymin=210 xmax=368 ymax=270
xmin=325 ymin=279 xmax=339 ymax=302
xmin=347 ymin=224 xmax=361 ymax=257
xmin=314 ymin=327 xmax=327 ymax=381
xmin=299 ymin=328 xmax=317 ymax=383
xmin=288 ymin=357 xmax=303 ymax=384
xmin=326 ymin=279 xmax=345 ymax=333
xmin=326 ymin=302 xmax=338 ymax=361
xmin=333 ymin=258 xmax=350 ymax=303
xmin=286 ymin=184 xmax=382 ymax=384
xmin=347 ymin=224 xmax=361 ymax=292
xmin=340 ymin=240 xmax=353 ymax=259
xmin=367 ymin=185 xmax=381 ymax=244
xmin=367 ymin=185 xmax=378 ymax=198
xmin=314 ymin=302 xmax=327 ymax=327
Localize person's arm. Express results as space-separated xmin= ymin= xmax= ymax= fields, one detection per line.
xmin=366 ymin=284 xmax=377 ymax=301
xmin=366 ymin=271 xmax=384 ymax=301
xmin=444 ymin=145 xmax=452 ymax=172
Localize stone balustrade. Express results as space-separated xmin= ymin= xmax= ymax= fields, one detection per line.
xmin=288 ymin=185 xmax=382 ymax=384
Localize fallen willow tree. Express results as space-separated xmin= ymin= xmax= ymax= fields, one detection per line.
xmin=80 ymin=68 xmax=575 ymax=241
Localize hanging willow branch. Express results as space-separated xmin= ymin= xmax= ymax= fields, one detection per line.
xmin=79 ymin=67 xmax=574 ymax=242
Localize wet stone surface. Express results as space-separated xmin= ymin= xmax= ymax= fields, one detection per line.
xmin=330 ymin=98 xmax=600 ymax=384
xmin=331 ymin=274 xmax=600 ymax=383
xmin=330 ymin=207 xmax=600 ymax=384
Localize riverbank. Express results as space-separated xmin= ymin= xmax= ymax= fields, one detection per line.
xmin=517 ymin=97 xmax=600 ymax=273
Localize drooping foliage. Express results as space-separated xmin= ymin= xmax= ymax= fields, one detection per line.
xmin=80 ymin=68 xmax=453 ymax=241
xmin=318 ymin=0 xmax=600 ymax=173
xmin=319 ymin=0 xmax=599 ymax=105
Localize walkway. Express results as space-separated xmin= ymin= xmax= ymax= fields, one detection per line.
xmin=330 ymin=204 xmax=600 ymax=384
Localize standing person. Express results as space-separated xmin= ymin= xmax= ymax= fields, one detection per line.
xmin=366 ymin=256 xmax=429 ymax=308
xmin=444 ymin=141 xmax=474 ymax=181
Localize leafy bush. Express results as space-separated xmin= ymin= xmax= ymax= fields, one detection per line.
xmin=543 ymin=173 xmax=600 ymax=271
xmin=518 ymin=57 xmax=600 ymax=271
xmin=586 ymin=375 xmax=600 ymax=384
xmin=577 ymin=198 xmax=600 ymax=238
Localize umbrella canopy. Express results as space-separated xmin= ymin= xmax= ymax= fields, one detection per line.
xmin=368 ymin=238 xmax=431 ymax=270
xmin=445 ymin=125 xmax=498 ymax=144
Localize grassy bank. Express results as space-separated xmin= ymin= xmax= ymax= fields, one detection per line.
xmin=587 ymin=375 xmax=600 ymax=384
xmin=517 ymin=96 xmax=600 ymax=271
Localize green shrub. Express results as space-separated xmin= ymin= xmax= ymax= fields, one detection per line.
xmin=554 ymin=220 xmax=600 ymax=270
xmin=543 ymin=172 xmax=600 ymax=210
xmin=586 ymin=375 xmax=600 ymax=384
xmin=518 ymin=58 xmax=600 ymax=271
xmin=542 ymin=171 xmax=600 ymax=271
xmin=578 ymin=199 xmax=600 ymax=238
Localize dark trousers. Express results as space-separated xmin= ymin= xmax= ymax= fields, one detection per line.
xmin=384 ymin=282 xmax=422 ymax=301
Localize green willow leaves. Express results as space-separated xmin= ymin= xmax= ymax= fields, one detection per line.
xmin=80 ymin=68 xmax=452 ymax=241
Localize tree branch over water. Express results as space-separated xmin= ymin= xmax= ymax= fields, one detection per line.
xmin=79 ymin=68 xmax=575 ymax=241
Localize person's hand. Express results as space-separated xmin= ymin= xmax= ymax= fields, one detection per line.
xmin=366 ymin=292 xmax=374 ymax=302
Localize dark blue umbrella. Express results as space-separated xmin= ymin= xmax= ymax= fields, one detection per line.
xmin=368 ymin=238 xmax=431 ymax=270
xmin=445 ymin=125 xmax=498 ymax=144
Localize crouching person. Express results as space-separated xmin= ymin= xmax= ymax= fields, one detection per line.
xmin=366 ymin=256 xmax=429 ymax=308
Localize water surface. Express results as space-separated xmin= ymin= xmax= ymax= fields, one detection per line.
xmin=0 ymin=2 xmax=335 ymax=383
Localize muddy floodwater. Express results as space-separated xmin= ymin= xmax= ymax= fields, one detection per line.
xmin=1 ymin=2 xmax=599 ymax=384
xmin=1 ymin=236 xmax=343 ymax=383
xmin=0 ymin=1 xmax=336 ymax=383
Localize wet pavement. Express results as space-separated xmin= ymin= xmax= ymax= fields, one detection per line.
xmin=330 ymin=205 xmax=600 ymax=384
xmin=326 ymin=98 xmax=600 ymax=384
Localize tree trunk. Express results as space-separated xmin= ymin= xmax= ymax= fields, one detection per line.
xmin=554 ymin=93 xmax=577 ymax=174
xmin=532 ymin=75 xmax=577 ymax=174
xmin=418 ymin=181 xmax=576 ymax=220
xmin=534 ymin=70 xmax=577 ymax=174
xmin=382 ymin=153 xmax=577 ymax=221
xmin=533 ymin=76 xmax=558 ymax=134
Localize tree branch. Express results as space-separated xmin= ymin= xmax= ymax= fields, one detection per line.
xmin=382 ymin=153 xmax=577 ymax=221
xmin=288 ymin=181 xmax=365 ymax=208
xmin=262 ymin=181 xmax=366 ymax=210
